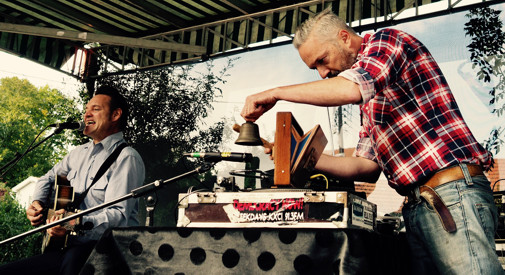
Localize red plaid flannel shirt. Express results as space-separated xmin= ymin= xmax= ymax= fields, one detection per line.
xmin=339 ymin=29 xmax=493 ymax=194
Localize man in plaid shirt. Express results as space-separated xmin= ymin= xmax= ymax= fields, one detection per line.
xmin=241 ymin=8 xmax=503 ymax=274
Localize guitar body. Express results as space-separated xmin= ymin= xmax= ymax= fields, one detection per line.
xmin=41 ymin=176 xmax=78 ymax=253
xmin=41 ymin=209 xmax=70 ymax=253
xmin=53 ymin=183 xmax=75 ymax=210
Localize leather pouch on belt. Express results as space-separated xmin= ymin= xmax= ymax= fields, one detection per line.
xmin=419 ymin=185 xmax=457 ymax=233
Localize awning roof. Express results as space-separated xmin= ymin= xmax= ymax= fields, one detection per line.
xmin=0 ymin=0 xmax=500 ymax=82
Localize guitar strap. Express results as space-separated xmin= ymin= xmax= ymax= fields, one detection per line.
xmin=71 ymin=142 xmax=128 ymax=209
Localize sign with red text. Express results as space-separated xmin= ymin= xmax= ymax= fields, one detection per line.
xmin=232 ymin=198 xmax=304 ymax=223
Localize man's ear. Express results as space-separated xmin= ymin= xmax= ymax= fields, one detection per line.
xmin=338 ymin=29 xmax=351 ymax=45
xmin=112 ymin=108 xmax=122 ymax=122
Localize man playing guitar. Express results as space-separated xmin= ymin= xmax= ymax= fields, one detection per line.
xmin=0 ymin=86 xmax=145 ymax=275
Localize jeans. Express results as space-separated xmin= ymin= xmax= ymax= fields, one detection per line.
xmin=0 ymin=239 xmax=97 ymax=275
xmin=402 ymin=164 xmax=504 ymax=275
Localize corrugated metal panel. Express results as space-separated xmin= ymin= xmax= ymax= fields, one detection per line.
xmin=0 ymin=31 xmax=75 ymax=69
xmin=0 ymin=0 xmax=501 ymax=80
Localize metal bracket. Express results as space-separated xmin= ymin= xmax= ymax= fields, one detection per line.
xmin=197 ymin=192 xmax=217 ymax=203
xmin=336 ymin=192 xmax=347 ymax=204
xmin=304 ymin=191 xmax=325 ymax=203
xmin=144 ymin=194 xmax=157 ymax=227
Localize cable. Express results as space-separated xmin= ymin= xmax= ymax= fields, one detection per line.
xmin=174 ymin=188 xmax=210 ymax=223
xmin=327 ymin=107 xmax=336 ymax=156
xmin=310 ymin=173 xmax=329 ymax=189
xmin=493 ymin=179 xmax=505 ymax=192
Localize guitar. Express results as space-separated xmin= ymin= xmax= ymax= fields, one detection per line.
xmin=41 ymin=175 xmax=81 ymax=253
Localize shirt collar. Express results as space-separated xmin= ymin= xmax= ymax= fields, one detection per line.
xmin=86 ymin=132 xmax=124 ymax=152
xmin=99 ymin=132 xmax=124 ymax=152
xmin=358 ymin=34 xmax=371 ymax=60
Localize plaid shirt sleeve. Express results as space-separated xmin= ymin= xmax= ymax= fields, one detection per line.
xmin=340 ymin=30 xmax=409 ymax=105
xmin=354 ymin=136 xmax=376 ymax=162
xmin=339 ymin=67 xmax=375 ymax=104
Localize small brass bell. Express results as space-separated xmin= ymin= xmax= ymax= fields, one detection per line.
xmin=235 ymin=122 xmax=263 ymax=146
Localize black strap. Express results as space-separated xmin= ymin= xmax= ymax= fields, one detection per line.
xmin=72 ymin=142 xmax=128 ymax=208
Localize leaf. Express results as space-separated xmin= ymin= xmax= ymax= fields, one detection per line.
xmin=465 ymin=7 xmax=505 ymax=155
xmin=0 ymin=77 xmax=83 ymax=187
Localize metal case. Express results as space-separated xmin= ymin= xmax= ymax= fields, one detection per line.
xmin=177 ymin=190 xmax=376 ymax=231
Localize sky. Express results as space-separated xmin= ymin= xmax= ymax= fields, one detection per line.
xmin=0 ymin=51 xmax=82 ymax=98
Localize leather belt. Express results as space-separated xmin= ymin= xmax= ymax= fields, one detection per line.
xmin=422 ymin=164 xmax=483 ymax=189
xmin=419 ymin=186 xmax=457 ymax=232
xmin=409 ymin=164 xmax=484 ymax=233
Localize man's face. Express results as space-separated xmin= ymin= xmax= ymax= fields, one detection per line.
xmin=83 ymin=94 xmax=120 ymax=143
xmin=298 ymin=30 xmax=357 ymax=79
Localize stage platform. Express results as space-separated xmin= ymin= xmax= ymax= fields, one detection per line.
xmin=80 ymin=227 xmax=410 ymax=274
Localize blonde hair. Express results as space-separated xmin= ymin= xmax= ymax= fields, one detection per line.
xmin=293 ymin=8 xmax=355 ymax=49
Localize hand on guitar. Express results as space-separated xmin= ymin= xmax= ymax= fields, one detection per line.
xmin=41 ymin=208 xmax=81 ymax=252
xmin=26 ymin=200 xmax=45 ymax=226
xmin=45 ymin=209 xmax=67 ymax=238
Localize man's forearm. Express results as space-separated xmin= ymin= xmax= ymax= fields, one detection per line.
xmin=315 ymin=154 xmax=381 ymax=183
xmin=273 ymin=76 xmax=362 ymax=107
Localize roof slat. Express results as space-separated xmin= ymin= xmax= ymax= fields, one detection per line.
xmin=0 ymin=0 xmax=501 ymax=80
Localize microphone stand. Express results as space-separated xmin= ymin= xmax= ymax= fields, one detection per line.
xmin=0 ymin=161 xmax=215 ymax=246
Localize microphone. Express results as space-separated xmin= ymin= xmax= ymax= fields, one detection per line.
xmin=184 ymin=152 xmax=253 ymax=162
xmin=49 ymin=121 xmax=85 ymax=131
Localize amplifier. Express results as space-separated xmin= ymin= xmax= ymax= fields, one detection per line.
xmin=177 ymin=190 xmax=376 ymax=231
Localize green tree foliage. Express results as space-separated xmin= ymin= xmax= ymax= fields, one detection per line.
xmin=0 ymin=77 xmax=83 ymax=187
xmin=0 ymin=184 xmax=42 ymax=264
xmin=95 ymin=60 xmax=233 ymax=226
xmin=465 ymin=7 xmax=505 ymax=154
